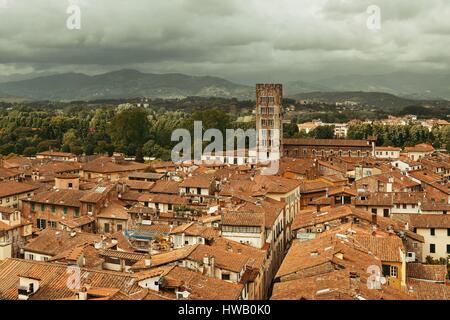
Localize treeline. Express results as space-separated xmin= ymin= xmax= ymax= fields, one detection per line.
xmin=0 ymin=102 xmax=250 ymax=161
xmin=284 ymin=124 xmax=335 ymax=139
xmin=347 ymin=123 xmax=450 ymax=151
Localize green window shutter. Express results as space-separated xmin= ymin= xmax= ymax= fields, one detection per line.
xmin=51 ymin=205 xmax=56 ymax=213
xmin=40 ymin=204 xmax=45 ymax=212
xmin=31 ymin=203 xmax=35 ymax=212
xmin=74 ymin=208 xmax=80 ymax=217
xmin=63 ymin=207 xmax=68 ymax=215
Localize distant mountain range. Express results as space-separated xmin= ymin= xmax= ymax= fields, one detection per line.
xmin=310 ymin=72 xmax=450 ymax=101
xmin=0 ymin=69 xmax=255 ymax=101
xmin=0 ymin=69 xmax=448 ymax=103
xmin=289 ymin=91 xmax=421 ymax=109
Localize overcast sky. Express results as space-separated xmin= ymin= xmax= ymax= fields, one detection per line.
xmin=0 ymin=0 xmax=449 ymax=83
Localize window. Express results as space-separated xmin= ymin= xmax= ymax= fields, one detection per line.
xmin=63 ymin=207 xmax=68 ymax=215
xmin=74 ymin=208 xmax=80 ymax=217
xmin=430 ymin=244 xmax=436 ymax=253
xmin=430 ymin=228 xmax=435 ymax=236
xmin=390 ymin=266 xmax=398 ymax=278
xmin=37 ymin=219 xmax=46 ymax=229
xmin=104 ymin=223 xmax=110 ymax=233
xmin=413 ymin=242 xmax=418 ymax=249
xmin=383 ymin=209 xmax=389 ymax=217
xmin=117 ymin=224 xmax=122 ymax=231
xmin=48 ymin=221 xmax=57 ymax=228
xmin=448 ymin=228 xmax=450 ymax=236
xmin=371 ymin=208 xmax=377 ymax=214
xmin=447 ymin=245 xmax=450 ymax=254
xmin=51 ymin=205 xmax=56 ymax=213
xmin=40 ymin=204 xmax=45 ymax=212
xmin=221 ymin=273 xmax=231 ymax=281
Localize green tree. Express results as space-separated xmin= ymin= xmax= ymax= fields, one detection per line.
xmin=108 ymin=107 xmax=150 ymax=155
xmin=23 ymin=147 xmax=37 ymax=157
xmin=310 ymin=125 xmax=335 ymax=139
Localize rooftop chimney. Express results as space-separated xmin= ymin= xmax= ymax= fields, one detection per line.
xmin=78 ymin=286 xmax=88 ymax=300
xmin=209 ymin=256 xmax=215 ymax=278
xmin=371 ymin=213 xmax=378 ymax=226
xmin=18 ymin=276 xmax=40 ymax=300
xmin=330 ymin=196 xmax=335 ymax=208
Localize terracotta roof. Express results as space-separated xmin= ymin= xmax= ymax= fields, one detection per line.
xmin=275 ymin=235 xmax=380 ymax=281
xmin=0 ymin=258 xmax=141 ymax=300
xmin=23 ymin=229 xmax=105 ymax=256
xmin=187 ymin=244 xmax=250 ymax=273
xmin=96 ymin=200 xmax=129 ymax=220
xmin=328 ymin=186 xmax=357 ymax=197
xmin=32 ymin=161 xmax=81 ymax=175
xmin=353 ymin=234 xmax=403 ymax=262
xmin=210 ymin=237 xmax=266 ymax=270
xmin=59 ymin=215 xmax=95 ymax=229
xmin=163 ymin=266 xmax=243 ymax=300
xmin=82 ymin=156 xmax=148 ymax=173
xmin=131 ymin=246 xmax=199 ymax=270
xmin=26 ymin=189 xmax=85 ymax=207
xmin=404 ymin=144 xmax=435 ymax=153
xmin=37 ymin=151 xmax=76 ymax=157
xmin=409 ymin=214 xmax=450 ymax=229
xmin=170 ymin=222 xmax=219 ymax=239
xmin=137 ymin=193 xmax=188 ymax=205
xmin=272 ymin=270 xmax=413 ymax=300
xmin=407 ymin=279 xmax=450 ymax=300
xmin=0 ymin=181 xmax=39 ymax=198
xmin=420 ymin=201 xmax=450 ymax=211
xmin=149 ymin=180 xmax=180 ymax=194
xmin=253 ymin=175 xmax=301 ymax=194
xmin=408 ymin=170 xmax=442 ymax=184
xmin=125 ymin=180 xmax=154 ymax=191
xmin=283 ymin=138 xmax=371 ymax=147
xmin=128 ymin=172 xmax=165 ymax=180
xmin=353 ymin=193 xmax=394 ymax=207
xmin=0 ymin=167 xmax=20 ymax=178
xmin=150 ymin=161 xmax=177 ymax=169
xmin=98 ymin=249 xmax=149 ymax=261
xmin=222 ymin=211 xmax=265 ymax=228
xmin=179 ymin=175 xmax=215 ymax=189
xmin=407 ymin=263 xmax=447 ymax=282
xmin=119 ymin=191 xmax=143 ymax=202
xmin=300 ymin=180 xmax=333 ymax=193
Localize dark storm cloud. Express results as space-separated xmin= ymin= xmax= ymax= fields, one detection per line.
xmin=0 ymin=0 xmax=449 ymax=82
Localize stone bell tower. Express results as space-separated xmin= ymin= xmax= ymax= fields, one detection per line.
xmin=255 ymin=84 xmax=283 ymax=162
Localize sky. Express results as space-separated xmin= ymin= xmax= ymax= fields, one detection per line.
xmin=0 ymin=0 xmax=449 ymax=84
